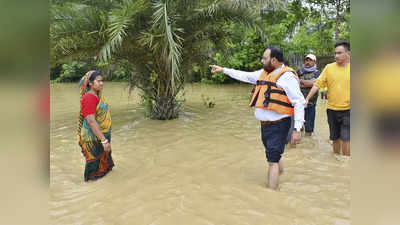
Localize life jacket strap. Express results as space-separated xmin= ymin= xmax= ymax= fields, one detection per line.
xmin=263 ymin=85 xmax=293 ymax=108
xmin=263 ymin=99 xmax=294 ymax=108
xmin=256 ymin=80 xmax=277 ymax=87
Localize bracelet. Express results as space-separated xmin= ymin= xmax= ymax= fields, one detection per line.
xmin=101 ymin=139 xmax=108 ymax=144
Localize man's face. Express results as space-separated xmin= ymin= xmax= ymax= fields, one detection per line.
xmin=261 ymin=49 xmax=274 ymax=72
xmin=304 ymin=58 xmax=316 ymax=68
xmin=334 ymin=46 xmax=350 ymax=64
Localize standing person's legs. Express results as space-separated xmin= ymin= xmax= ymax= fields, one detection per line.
xmin=304 ymin=104 xmax=316 ymax=136
xmin=261 ymin=117 xmax=291 ymax=189
xmin=342 ymin=141 xmax=350 ymax=156
xmin=327 ymin=109 xmax=342 ymax=154
xmin=333 ymin=139 xmax=342 ymax=154
xmin=268 ymin=162 xmax=280 ymax=189
xmin=304 ymin=105 xmax=311 ymax=135
xmin=279 ymin=160 xmax=284 ymax=175
xmin=340 ymin=110 xmax=350 ymax=156
xmin=321 ymin=91 xmax=327 ymax=100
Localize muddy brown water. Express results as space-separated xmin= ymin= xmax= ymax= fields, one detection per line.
xmin=50 ymin=82 xmax=350 ymax=225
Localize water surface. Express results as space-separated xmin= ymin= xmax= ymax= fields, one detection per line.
xmin=50 ymin=82 xmax=350 ymax=225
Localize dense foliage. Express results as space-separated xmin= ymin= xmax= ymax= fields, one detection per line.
xmin=50 ymin=0 xmax=350 ymax=119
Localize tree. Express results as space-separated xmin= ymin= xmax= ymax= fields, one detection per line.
xmin=210 ymin=0 xmax=350 ymax=72
xmin=51 ymin=0 xmax=279 ymax=119
xmin=305 ymin=0 xmax=350 ymax=41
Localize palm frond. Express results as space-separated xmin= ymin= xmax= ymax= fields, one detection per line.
xmin=150 ymin=0 xmax=183 ymax=90
xmin=193 ymin=1 xmax=260 ymax=29
xmin=50 ymin=3 xmax=104 ymax=40
xmin=254 ymin=0 xmax=288 ymax=10
xmin=50 ymin=3 xmax=107 ymax=62
xmin=99 ymin=0 xmax=149 ymax=62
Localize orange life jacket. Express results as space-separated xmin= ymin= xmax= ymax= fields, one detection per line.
xmin=249 ymin=66 xmax=299 ymax=115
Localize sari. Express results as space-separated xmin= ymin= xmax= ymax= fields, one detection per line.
xmin=77 ymin=71 xmax=114 ymax=181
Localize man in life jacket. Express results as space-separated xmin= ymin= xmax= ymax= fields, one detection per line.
xmin=305 ymin=41 xmax=350 ymax=156
xmin=210 ymin=46 xmax=305 ymax=190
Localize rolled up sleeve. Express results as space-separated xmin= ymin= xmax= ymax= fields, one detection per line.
xmin=223 ymin=68 xmax=263 ymax=85
xmin=314 ymin=67 xmax=327 ymax=89
xmin=277 ymin=72 xmax=305 ymax=130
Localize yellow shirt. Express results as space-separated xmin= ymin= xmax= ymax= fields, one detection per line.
xmin=362 ymin=60 xmax=400 ymax=111
xmin=315 ymin=62 xmax=350 ymax=110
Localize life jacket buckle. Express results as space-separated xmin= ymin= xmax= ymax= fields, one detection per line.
xmin=263 ymin=87 xmax=272 ymax=107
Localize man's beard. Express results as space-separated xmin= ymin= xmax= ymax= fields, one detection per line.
xmin=263 ymin=61 xmax=274 ymax=73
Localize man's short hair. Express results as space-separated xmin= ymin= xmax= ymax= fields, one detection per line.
xmin=266 ymin=45 xmax=284 ymax=62
xmin=335 ymin=41 xmax=350 ymax=51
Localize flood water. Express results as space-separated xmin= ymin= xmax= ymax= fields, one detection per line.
xmin=50 ymin=82 xmax=350 ymax=225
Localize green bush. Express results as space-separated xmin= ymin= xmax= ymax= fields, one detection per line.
xmin=207 ymin=24 xmax=264 ymax=84
xmin=55 ymin=61 xmax=90 ymax=82
xmin=51 ymin=59 xmax=131 ymax=82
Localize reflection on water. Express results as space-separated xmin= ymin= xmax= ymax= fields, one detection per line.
xmin=50 ymin=82 xmax=350 ymax=225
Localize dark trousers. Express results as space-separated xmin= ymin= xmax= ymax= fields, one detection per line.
xmin=327 ymin=109 xmax=350 ymax=141
xmin=261 ymin=117 xmax=291 ymax=163
xmin=304 ymin=104 xmax=316 ymax=133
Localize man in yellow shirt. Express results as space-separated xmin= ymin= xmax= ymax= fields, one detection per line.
xmin=305 ymin=41 xmax=350 ymax=156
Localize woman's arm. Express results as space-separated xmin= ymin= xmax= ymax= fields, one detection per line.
xmin=86 ymin=114 xmax=111 ymax=152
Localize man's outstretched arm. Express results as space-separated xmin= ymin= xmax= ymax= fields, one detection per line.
xmin=210 ymin=65 xmax=261 ymax=85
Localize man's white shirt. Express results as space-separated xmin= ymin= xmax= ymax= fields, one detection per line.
xmin=223 ymin=65 xmax=305 ymax=130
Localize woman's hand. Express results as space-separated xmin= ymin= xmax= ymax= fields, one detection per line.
xmin=102 ymin=142 xmax=111 ymax=152
xmin=86 ymin=115 xmax=111 ymax=152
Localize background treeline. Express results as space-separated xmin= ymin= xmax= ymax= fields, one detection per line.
xmin=50 ymin=0 xmax=349 ymax=119
xmin=51 ymin=0 xmax=349 ymax=83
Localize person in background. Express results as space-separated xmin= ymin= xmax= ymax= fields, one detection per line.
xmin=305 ymin=41 xmax=350 ymax=156
xmin=320 ymin=87 xmax=328 ymax=100
xmin=297 ymin=54 xmax=321 ymax=136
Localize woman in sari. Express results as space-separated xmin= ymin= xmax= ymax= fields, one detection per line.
xmin=77 ymin=71 xmax=114 ymax=181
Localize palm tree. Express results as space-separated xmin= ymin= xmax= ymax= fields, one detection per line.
xmin=51 ymin=0 xmax=285 ymax=120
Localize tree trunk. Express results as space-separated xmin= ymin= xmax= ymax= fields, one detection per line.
xmin=152 ymin=95 xmax=180 ymax=120
xmin=335 ymin=0 xmax=341 ymax=41
xmin=149 ymin=74 xmax=182 ymax=120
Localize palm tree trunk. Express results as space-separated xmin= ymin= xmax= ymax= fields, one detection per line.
xmin=151 ymin=75 xmax=181 ymax=120
xmin=335 ymin=0 xmax=341 ymax=41
xmin=153 ymin=95 xmax=180 ymax=120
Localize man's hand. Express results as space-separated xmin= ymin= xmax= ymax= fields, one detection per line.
xmin=304 ymin=98 xmax=309 ymax=106
xmin=291 ymin=131 xmax=301 ymax=145
xmin=210 ymin=65 xmax=224 ymax=74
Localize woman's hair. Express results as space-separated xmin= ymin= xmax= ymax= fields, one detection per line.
xmin=77 ymin=70 xmax=101 ymax=90
xmin=88 ymin=71 xmax=101 ymax=83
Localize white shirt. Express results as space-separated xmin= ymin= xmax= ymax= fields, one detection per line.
xmin=224 ymin=66 xmax=305 ymax=130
